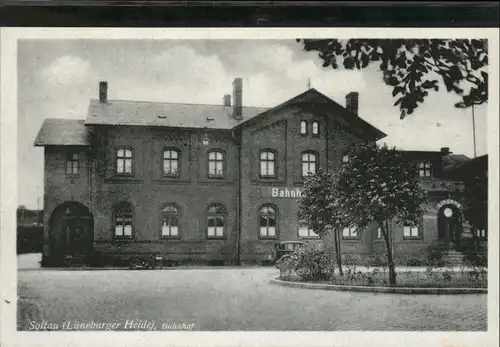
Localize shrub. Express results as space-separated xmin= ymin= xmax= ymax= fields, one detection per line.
xmin=406 ymin=258 xmax=423 ymax=267
xmin=286 ymin=246 xmax=335 ymax=281
xmin=442 ymin=269 xmax=453 ymax=283
xmin=464 ymin=252 xmax=488 ymax=267
xmin=342 ymin=253 xmax=362 ymax=266
xmin=425 ymin=262 xmax=439 ymax=282
xmin=365 ymin=254 xmax=386 ymax=267
xmin=344 ymin=264 xmax=362 ymax=283
xmin=466 ymin=265 xmax=488 ymax=287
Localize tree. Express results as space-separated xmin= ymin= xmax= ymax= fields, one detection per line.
xmin=335 ymin=143 xmax=428 ymax=285
xmin=297 ymin=39 xmax=488 ymax=119
xmin=298 ymin=169 xmax=347 ymax=275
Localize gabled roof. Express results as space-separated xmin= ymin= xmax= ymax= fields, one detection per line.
xmin=444 ymin=154 xmax=487 ymax=175
xmin=37 ymin=88 xmax=386 ymax=146
xmin=85 ymin=99 xmax=269 ymax=129
xmin=34 ymin=118 xmax=90 ymax=146
xmin=442 ymin=154 xmax=471 ymax=170
xmin=234 ymin=88 xmax=386 ymax=141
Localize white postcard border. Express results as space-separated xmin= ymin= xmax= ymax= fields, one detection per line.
xmin=1 ymin=27 xmax=499 ymax=347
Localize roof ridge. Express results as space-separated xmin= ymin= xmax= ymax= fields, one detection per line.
xmin=90 ymin=98 xmax=270 ymax=109
xmin=45 ymin=117 xmax=86 ymax=122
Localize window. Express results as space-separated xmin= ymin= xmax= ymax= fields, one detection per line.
xmin=163 ymin=149 xmax=180 ymax=177
xmin=66 ymin=151 xmax=79 ymax=176
xmin=298 ymin=219 xmax=319 ymax=238
xmin=312 ymin=121 xmax=319 ymax=135
xmin=207 ymin=204 xmax=225 ymax=238
xmin=300 ymin=120 xmax=307 ymax=135
xmin=114 ymin=202 xmax=133 ymax=239
xmin=116 ymin=148 xmax=133 ymax=175
xmin=342 ymin=154 xmax=349 ymax=163
xmin=161 ymin=205 xmax=179 ymax=238
xmin=208 ymin=150 xmax=225 ymax=178
xmin=260 ymin=150 xmax=276 ymax=178
xmin=259 ymin=205 xmax=277 ymax=238
xmin=342 ymin=226 xmax=359 ymax=239
xmin=418 ymin=161 xmax=432 ymax=178
xmin=301 ymin=152 xmax=317 ymax=177
xmin=403 ymin=225 xmax=420 ymax=239
xmin=476 ymin=229 xmax=487 ymax=239
xmin=376 ymin=227 xmax=383 ymax=239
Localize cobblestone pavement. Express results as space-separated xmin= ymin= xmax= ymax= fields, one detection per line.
xmin=17 ymin=268 xmax=487 ymax=331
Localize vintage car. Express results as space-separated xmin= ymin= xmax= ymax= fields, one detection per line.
xmin=128 ymin=255 xmax=164 ymax=270
xmin=268 ymin=241 xmax=307 ymax=265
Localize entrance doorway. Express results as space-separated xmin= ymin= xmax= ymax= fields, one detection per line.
xmin=437 ymin=204 xmax=462 ymax=249
xmin=49 ymin=202 xmax=93 ymax=260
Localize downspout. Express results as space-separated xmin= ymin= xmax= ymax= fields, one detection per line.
xmin=88 ymin=132 xmax=93 ymax=258
xmin=232 ymin=128 xmax=241 ymax=265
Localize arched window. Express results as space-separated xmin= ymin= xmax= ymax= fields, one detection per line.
xmin=208 ymin=150 xmax=225 ymax=178
xmin=207 ymin=204 xmax=226 ymax=238
xmin=312 ymin=121 xmax=319 ymax=135
xmin=161 ymin=205 xmax=179 ymax=238
xmin=163 ymin=149 xmax=180 ymax=177
xmin=301 ymin=151 xmax=318 ymax=177
xmin=116 ymin=148 xmax=133 ymax=175
xmin=114 ymin=202 xmax=133 ymax=238
xmin=260 ymin=150 xmax=276 ymax=178
xmin=298 ymin=219 xmax=319 ymax=239
xmin=418 ymin=161 xmax=432 ymax=178
xmin=300 ymin=120 xmax=307 ymax=134
xmin=259 ymin=205 xmax=277 ymax=238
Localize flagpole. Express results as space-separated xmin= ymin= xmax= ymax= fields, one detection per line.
xmin=472 ymin=104 xmax=477 ymax=158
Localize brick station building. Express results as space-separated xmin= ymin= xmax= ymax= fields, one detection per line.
xmin=34 ymin=79 xmax=481 ymax=267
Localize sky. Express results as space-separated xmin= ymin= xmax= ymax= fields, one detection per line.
xmin=17 ymin=39 xmax=488 ymax=209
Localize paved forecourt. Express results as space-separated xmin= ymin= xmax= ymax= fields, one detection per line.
xmin=17 ymin=267 xmax=486 ymax=331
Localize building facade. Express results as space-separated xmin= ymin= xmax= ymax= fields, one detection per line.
xmin=34 ymin=79 xmax=480 ymax=267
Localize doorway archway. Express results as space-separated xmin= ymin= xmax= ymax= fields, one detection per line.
xmin=49 ymin=202 xmax=93 ymax=261
xmin=437 ymin=204 xmax=462 ymax=249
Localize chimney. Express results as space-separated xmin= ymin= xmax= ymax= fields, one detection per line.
xmin=232 ymin=78 xmax=243 ymax=120
xmin=346 ymin=92 xmax=359 ymax=115
xmin=223 ymin=94 xmax=231 ymax=107
xmin=99 ymin=81 xmax=108 ymax=103
xmin=440 ymin=147 xmax=450 ymax=155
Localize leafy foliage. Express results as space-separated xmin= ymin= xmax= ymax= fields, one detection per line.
xmin=298 ymin=169 xmax=346 ymax=274
xmin=283 ymin=245 xmax=335 ymax=282
xmin=298 ymin=169 xmax=349 ymax=237
xmin=297 ymin=39 xmax=488 ymax=118
xmin=335 ymin=142 xmax=428 ymax=285
xmin=336 ymin=143 xmax=428 ymax=227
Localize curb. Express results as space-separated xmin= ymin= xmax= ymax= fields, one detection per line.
xmin=270 ymin=277 xmax=488 ymax=295
xmin=18 ymin=266 xmax=276 ymax=272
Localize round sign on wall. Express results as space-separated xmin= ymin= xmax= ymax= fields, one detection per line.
xmin=444 ymin=207 xmax=453 ymax=218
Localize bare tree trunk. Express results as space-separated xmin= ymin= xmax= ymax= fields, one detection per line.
xmin=380 ymin=222 xmax=396 ymax=286
xmin=335 ymin=228 xmax=343 ymax=276
xmin=323 ymin=229 xmax=343 ymax=276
